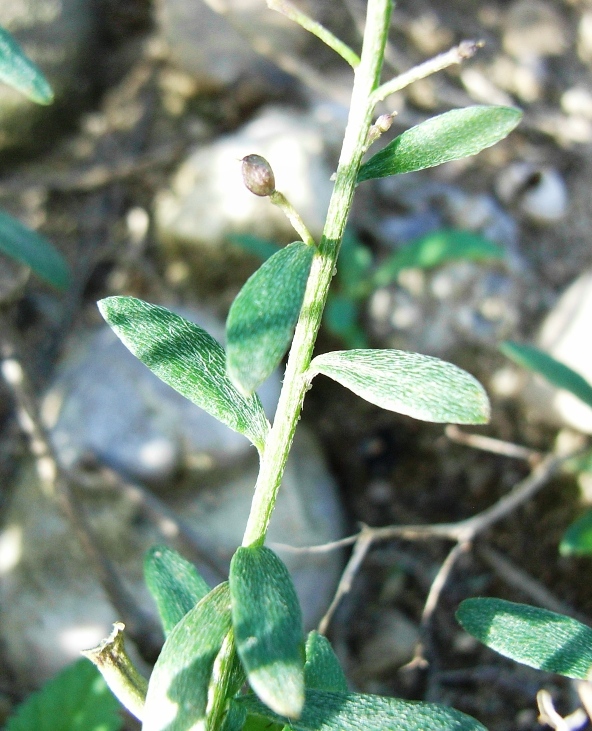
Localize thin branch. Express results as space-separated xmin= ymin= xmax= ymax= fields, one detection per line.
xmin=421 ymin=542 xmax=469 ymax=627
xmin=445 ymin=425 xmax=542 ymax=463
xmin=372 ymin=40 xmax=482 ymax=105
xmin=267 ymin=0 xmax=360 ymax=68
xmin=317 ymin=527 xmax=374 ymax=635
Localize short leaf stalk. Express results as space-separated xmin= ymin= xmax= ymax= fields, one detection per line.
xmin=241 ymin=0 xmax=393 ymax=547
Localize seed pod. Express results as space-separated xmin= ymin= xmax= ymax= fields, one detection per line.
xmin=241 ymin=154 xmax=276 ymax=197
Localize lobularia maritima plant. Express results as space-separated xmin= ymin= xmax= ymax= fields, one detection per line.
xmin=15 ymin=3 xmax=587 ymax=730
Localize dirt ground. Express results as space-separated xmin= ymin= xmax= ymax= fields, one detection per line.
xmin=1 ymin=1 xmax=592 ymax=729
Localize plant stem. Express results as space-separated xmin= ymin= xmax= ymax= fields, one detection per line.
xmin=269 ymin=190 xmax=316 ymax=246
xmin=242 ymin=0 xmax=392 ymax=547
xmin=371 ymin=39 xmax=481 ymax=105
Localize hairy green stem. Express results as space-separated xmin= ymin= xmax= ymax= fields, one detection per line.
xmin=270 ymin=190 xmax=316 ymax=246
xmin=242 ymin=0 xmax=392 ymax=547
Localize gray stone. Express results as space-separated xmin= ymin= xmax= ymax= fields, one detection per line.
xmin=156 ymin=0 xmax=342 ymax=90
xmin=154 ymin=106 xmax=333 ymax=273
xmin=42 ymin=307 xmax=279 ymax=483
xmin=518 ymin=270 xmax=592 ymax=434
xmin=0 ymin=0 xmax=99 ymax=154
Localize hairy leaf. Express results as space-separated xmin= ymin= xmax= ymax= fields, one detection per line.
xmin=6 ymin=658 xmax=122 ymax=731
xmin=0 ymin=209 xmax=69 ymax=289
xmin=308 ymin=349 xmax=490 ymax=424
xmin=457 ymin=598 xmax=592 ymax=679
xmin=501 ymin=341 xmax=592 ymax=409
xmin=372 ymin=229 xmax=505 ymax=288
xmin=304 ymin=632 xmax=348 ymax=693
xmin=0 ymin=25 xmax=53 ymax=104
xmin=230 ymin=546 xmax=305 ymax=718
xmin=236 ymin=689 xmax=486 ymax=731
xmin=98 ymin=297 xmax=269 ymax=452
xmin=144 ymin=545 xmax=210 ymax=635
xmin=358 ymin=106 xmax=522 ymax=183
xmin=226 ymin=242 xmax=314 ymax=395
xmin=143 ymin=583 xmax=232 ymax=731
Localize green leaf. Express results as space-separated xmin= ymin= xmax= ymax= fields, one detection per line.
xmin=0 ymin=209 xmax=69 ymax=289
xmin=308 ymin=349 xmax=490 ymax=424
xmin=372 ymin=229 xmax=505 ymax=288
xmin=324 ymin=295 xmax=368 ymax=349
xmin=560 ymin=510 xmax=592 ymax=556
xmin=236 ymin=689 xmax=486 ymax=731
xmin=457 ymin=598 xmax=592 ymax=679
xmin=144 ymin=545 xmax=210 ymax=636
xmin=358 ymin=106 xmax=522 ymax=183
xmin=230 ymin=546 xmax=305 ymax=718
xmin=304 ymin=632 xmax=348 ymax=693
xmin=229 ymin=233 xmax=280 ymax=262
xmin=142 ymin=583 xmax=232 ymax=731
xmin=6 ymin=658 xmax=122 ymax=731
xmin=337 ymin=233 xmax=373 ymax=298
xmin=500 ymin=341 xmax=592 ymax=409
xmin=226 ymin=242 xmax=315 ymax=395
xmin=0 ymin=25 xmax=54 ymax=104
xmin=98 ymin=297 xmax=269 ymax=453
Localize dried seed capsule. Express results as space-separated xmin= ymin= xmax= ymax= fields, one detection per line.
xmin=241 ymin=154 xmax=276 ymax=197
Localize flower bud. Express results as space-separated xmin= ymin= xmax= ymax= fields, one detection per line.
xmin=241 ymin=154 xmax=276 ymax=197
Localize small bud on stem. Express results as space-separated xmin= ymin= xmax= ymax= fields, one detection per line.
xmin=241 ymin=154 xmax=276 ymax=197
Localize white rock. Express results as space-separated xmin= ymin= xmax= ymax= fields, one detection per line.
xmin=358 ymin=609 xmax=420 ymax=674
xmin=496 ymin=162 xmax=568 ymax=224
xmin=156 ymin=0 xmax=343 ymax=90
xmin=503 ymin=0 xmax=568 ymax=59
xmin=155 ymin=106 xmax=333 ymax=257
xmin=520 ymin=271 xmax=592 ymax=434
xmin=42 ymin=308 xmax=279 ymax=482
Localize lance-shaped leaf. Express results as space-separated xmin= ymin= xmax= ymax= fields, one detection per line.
xmin=307 ymin=349 xmax=489 ymax=424
xmin=560 ymin=510 xmax=592 ymax=556
xmin=358 ymin=106 xmax=522 ymax=183
xmin=144 ymin=545 xmax=210 ymax=636
xmin=236 ymin=689 xmax=486 ymax=731
xmin=304 ymin=632 xmax=348 ymax=693
xmin=501 ymin=341 xmax=592 ymax=409
xmin=226 ymin=242 xmax=315 ymax=395
xmin=98 ymin=297 xmax=269 ymax=452
xmin=230 ymin=546 xmax=305 ymax=718
xmin=372 ymin=229 xmax=505 ymax=288
xmin=457 ymin=598 xmax=592 ymax=679
xmin=0 ymin=210 xmax=69 ymax=289
xmin=6 ymin=658 xmax=122 ymax=731
xmin=142 ymin=583 xmax=232 ymax=731
xmin=0 ymin=25 xmax=54 ymax=104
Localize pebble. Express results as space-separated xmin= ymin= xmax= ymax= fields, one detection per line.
xmin=154 ymin=106 xmax=334 ymax=280
xmin=358 ymin=609 xmax=420 ymax=674
xmin=495 ymin=163 xmax=568 ymax=225
xmin=156 ymin=0 xmax=349 ymax=91
xmin=42 ymin=308 xmax=279 ymax=483
xmin=502 ymin=0 xmax=568 ymax=59
xmin=518 ymin=270 xmax=592 ymax=434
